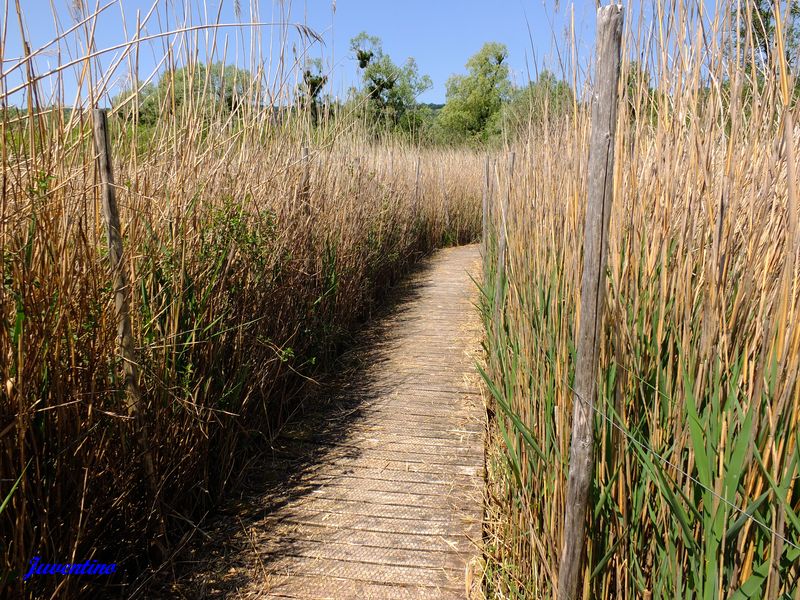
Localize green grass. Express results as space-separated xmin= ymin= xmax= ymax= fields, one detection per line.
xmin=479 ymin=3 xmax=800 ymax=593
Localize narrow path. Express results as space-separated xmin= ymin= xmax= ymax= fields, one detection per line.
xmin=169 ymin=245 xmax=484 ymax=599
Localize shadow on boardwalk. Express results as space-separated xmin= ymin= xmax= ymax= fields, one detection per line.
xmin=145 ymin=245 xmax=484 ymax=600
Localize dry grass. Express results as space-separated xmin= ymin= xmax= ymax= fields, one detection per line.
xmin=481 ymin=1 xmax=800 ymax=598
xmin=0 ymin=2 xmax=481 ymax=597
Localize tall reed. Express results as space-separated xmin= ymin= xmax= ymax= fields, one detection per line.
xmin=482 ymin=1 xmax=800 ymax=597
xmin=0 ymin=2 xmax=481 ymax=597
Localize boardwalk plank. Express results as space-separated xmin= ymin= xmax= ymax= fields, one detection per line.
xmin=266 ymin=575 xmax=462 ymax=600
xmin=166 ymin=245 xmax=483 ymax=599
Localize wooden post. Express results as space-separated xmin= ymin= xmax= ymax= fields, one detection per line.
xmin=557 ymin=6 xmax=623 ymax=600
xmin=92 ymin=108 xmax=168 ymax=559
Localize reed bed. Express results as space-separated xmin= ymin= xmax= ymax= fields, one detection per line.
xmin=0 ymin=3 xmax=482 ymax=597
xmin=482 ymin=1 xmax=800 ymax=598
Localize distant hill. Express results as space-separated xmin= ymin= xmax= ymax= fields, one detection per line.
xmin=420 ymin=102 xmax=445 ymax=114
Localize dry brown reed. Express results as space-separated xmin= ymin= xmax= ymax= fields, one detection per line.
xmin=0 ymin=2 xmax=481 ymax=597
xmin=482 ymin=1 xmax=800 ymax=598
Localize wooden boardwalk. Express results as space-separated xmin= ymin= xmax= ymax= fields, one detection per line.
xmin=168 ymin=245 xmax=484 ymax=599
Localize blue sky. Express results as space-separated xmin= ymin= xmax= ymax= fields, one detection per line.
xmin=305 ymin=0 xmax=599 ymax=102
xmin=1 ymin=0 xmax=608 ymax=106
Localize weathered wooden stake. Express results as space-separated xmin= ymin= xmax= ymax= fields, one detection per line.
xmin=92 ymin=108 xmax=168 ymax=559
xmin=558 ymin=6 xmax=623 ymax=600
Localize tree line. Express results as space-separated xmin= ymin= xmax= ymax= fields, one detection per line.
xmin=111 ymin=32 xmax=575 ymax=147
xmin=111 ymin=2 xmax=800 ymax=147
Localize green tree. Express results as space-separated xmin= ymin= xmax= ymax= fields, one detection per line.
xmin=732 ymin=0 xmax=800 ymax=70
xmin=299 ymin=58 xmax=328 ymax=126
xmin=113 ymin=62 xmax=253 ymax=125
xmin=624 ymin=61 xmax=656 ymax=123
xmin=437 ymin=42 xmax=512 ymax=143
xmin=349 ymin=32 xmax=432 ymax=134
xmin=113 ymin=82 xmax=160 ymax=125
xmin=351 ymin=31 xmax=380 ymax=69
xmin=502 ymin=70 xmax=573 ymax=139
